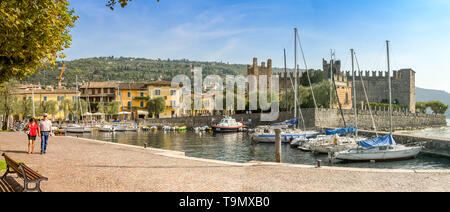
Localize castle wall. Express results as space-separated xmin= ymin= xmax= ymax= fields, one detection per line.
xmin=344 ymin=69 xmax=416 ymax=113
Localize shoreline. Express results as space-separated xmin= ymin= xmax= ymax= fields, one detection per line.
xmin=67 ymin=136 xmax=450 ymax=174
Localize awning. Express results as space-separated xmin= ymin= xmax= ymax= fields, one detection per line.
xmin=118 ymin=112 xmax=131 ymax=115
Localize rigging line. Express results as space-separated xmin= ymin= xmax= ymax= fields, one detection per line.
xmin=296 ymin=29 xmax=322 ymax=130
xmin=354 ymin=51 xmax=379 ymax=136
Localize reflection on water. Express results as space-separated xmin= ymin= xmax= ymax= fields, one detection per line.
xmin=72 ymin=130 xmax=450 ymax=170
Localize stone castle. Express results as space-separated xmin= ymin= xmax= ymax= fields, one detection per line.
xmin=322 ymin=59 xmax=416 ymax=113
xmin=248 ymin=57 xmax=416 ymax=113
xmin=247 ymin=57 xmax=272 ymax=90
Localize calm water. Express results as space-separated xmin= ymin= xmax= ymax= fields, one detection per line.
xmin=71 ymin=128 xmax=450 ymax=170
xmin=400 ymin=119 xmax=450 ymax=139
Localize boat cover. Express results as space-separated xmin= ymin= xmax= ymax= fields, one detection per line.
xmin=271 ymin=118 xmax=298 ymax=126
xmin=358 ymin=134 xmax=396 ymax=149
xmin=325 ymin=127 xmax=357 ymax=135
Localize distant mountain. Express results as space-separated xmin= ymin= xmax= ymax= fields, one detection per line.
xmin=416 ymin=87 xmax=450 ymax=117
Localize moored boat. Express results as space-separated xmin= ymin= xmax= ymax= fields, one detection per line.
xmin=211 ymin=117 xmax=246 ymax=133
xmin=334 ymin=134 xmax=422 ymax=161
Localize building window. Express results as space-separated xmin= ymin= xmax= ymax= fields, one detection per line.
xmin=140 ymin=92 xmax=144 ymax=97
xmin=155 ymin=89 xmax=161 ymax=96
xmin=28 ymin=97 xmax=32 ymax=100
xmin=43 ymin=96 xmax=47 ymax=101
xmin=345 ymin=93 xmax=349 ymax=105
xmin=59 ymin=105 xmax=63 ymax=111
xmin=170 ymin=100 xmax=176 ymax=107
xmin=127 ymin=101 xmax=132 ymax=109
xmin=127 ymin=92 xmax=131 ymax=98
xmin=140 ymin=101 xmax=144 ymax=108
xmin=170 ymin=90 xmax=176 ymax=96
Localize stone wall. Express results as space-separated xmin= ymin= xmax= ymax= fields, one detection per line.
xmin=140 ymin=108 xmax=446 ymax=131
xmin=315 ymin=108 xmax=446 ymax=131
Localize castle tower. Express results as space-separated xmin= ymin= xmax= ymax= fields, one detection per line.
xmin=247 ymin=57 xmax=273 ymax=91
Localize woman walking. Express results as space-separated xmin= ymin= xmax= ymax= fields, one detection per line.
xmin=24 ymin=118 xmax=40 ymax=154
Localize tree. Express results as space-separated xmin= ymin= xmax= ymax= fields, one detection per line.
xmin=0 ymin=80 xmax=18 ymax=130
xmin=147 ymin=97 xmax=165 ymax=118
xmin=0 ymin=0 xmax=78 ymax=83
xmin=426 ymin=101 xmax=448 ymax=115
xmin=282 ymin=80 xmax=335 ymax=110
xmin=36 ymin=100 xmax=58 ymax=118
xmin=415 ymin=102 xmax=428 ymax=114
xmin=13 ymin=98 xmax=33 ymax=118
xmin=106 ymin=0 xmax=160 ymax=10
xmin=105 ymin=101 xmax=119 ymax=120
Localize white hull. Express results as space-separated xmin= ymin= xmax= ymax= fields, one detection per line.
xmin=99 ymin=126 xmax=115 ymax=132
xmin=66 ymin=127 xmax=85 ymax=133
xmin=114 ymin=125 xmax=126 ymax=132
xmin=252 ymin=131 xmax=317 ymax=143
xmin=125 ymin=127 xmax=139 ymax=132
xmin=334 ymin=145 xmax=422 ymax=161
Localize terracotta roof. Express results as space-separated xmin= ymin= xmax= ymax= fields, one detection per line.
xmin=80 ymin=82 xmax=119 ymax=89
xmin=118 ymin=82 xmax=148 ymax=90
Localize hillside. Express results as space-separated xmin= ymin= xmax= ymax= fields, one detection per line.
xmin=416 ymin=87 xmax=450 ymax=117
xmin=23 ymin=57 xmax=288 ymax=88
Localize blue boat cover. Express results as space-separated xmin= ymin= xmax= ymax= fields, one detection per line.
xmin=271 ymin=118 xmax=298 ymax=126
xmin=325 ymin=127 xmax=358 ymax=135
xmin=358 ymin=134 xmax=396 ymax=149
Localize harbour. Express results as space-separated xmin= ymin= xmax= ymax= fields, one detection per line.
xmin=69 ymin=127 xmax=450 ymax=170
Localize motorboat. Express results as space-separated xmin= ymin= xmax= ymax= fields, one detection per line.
xmin=211 ymin=117 xmax=246 ymax=133
xmin=142 ymin=126 xmax=151 ymax=131
xmin=99 ymin=125 xmax=115 ymax=132
xmin=114 ymin=124 xmax=126 ymax=132
xmin=65 ymin=124 xmax=85 ymax=133
xmin=334 ymin=134 xmax=422 ymax=161
xmin=251 ymin=128 xmax=318 ymax=143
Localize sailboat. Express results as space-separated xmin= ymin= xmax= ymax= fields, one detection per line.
xmin=251 ymin=28 xmax=318 ymax=143
xmin=334 ymin=41 xmax=422 ymax=161
xmin=302 ymin=49 xmax=365 ymax=154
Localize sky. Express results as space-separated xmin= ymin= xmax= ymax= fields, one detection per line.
xmin=65 ymin=0 xmax=450 ymax=92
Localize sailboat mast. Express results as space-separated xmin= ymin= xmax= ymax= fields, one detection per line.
xmin=386 ymin=40 xmax=393 ymax=134
xmin=294 ymin=28 xmax=298 ymax=128
xmin=351 ymin=49 xmax=358 ymax=135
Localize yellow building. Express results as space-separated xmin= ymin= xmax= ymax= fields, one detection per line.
xmin=116 ymin=81 xmax=182 ymax=118
xmin=146 ymin=80 xmax=182 ymax=118
xmin=15 ymin=84 xmax=80 ymax=120
xmin=332 ymin=73 xmax=352 ymax=110
xmin=116 ymin=82 xmax=149 ymax=119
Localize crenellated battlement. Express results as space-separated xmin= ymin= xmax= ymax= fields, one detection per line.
xmin=339 ymin=69 xmax=408 ymax=79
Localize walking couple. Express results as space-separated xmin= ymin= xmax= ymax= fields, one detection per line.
xmin=23 ymin=113 xmax=52 ymax=154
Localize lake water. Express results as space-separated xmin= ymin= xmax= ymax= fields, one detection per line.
xmin=399 ymin=119 xmax=450 ymax=139
xmin=72 ymin=128 xmax=450 ymax=170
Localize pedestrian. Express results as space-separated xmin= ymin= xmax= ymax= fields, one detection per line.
xmin=39 ymin=113 xmax=52 ymax=154
xmin=23 ymin=117 xmax=40 ymax=154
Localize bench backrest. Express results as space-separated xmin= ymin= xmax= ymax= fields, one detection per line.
xmin=1 ymin=153 xmax=47 ymax=181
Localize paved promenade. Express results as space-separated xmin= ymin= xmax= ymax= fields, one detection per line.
xmin=1 ymin=132 xmax=449 ymax=192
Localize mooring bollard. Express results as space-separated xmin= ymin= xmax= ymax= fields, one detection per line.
xmin=316 ymin=160 xmax=321 ymax=168
xmin=275 ymin=129 xmax=281 ymax=163
xmin=144 ymin=143 xmax=147 ymax=148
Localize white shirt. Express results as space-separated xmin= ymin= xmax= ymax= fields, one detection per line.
xmin=39 ymin=119 xmax=52 ymax=132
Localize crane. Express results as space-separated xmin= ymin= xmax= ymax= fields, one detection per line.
xmin=58 ymin=64 xmax=65 ymax=89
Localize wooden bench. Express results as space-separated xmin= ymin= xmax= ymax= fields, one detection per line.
xmin=0 ymin=178 xmax=14 ymax=192
xmin=1 ymin=153 xmax=48 ymax=192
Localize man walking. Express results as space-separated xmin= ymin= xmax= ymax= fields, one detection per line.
xmin=39 ymin=113 xmax=52 ymax=154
